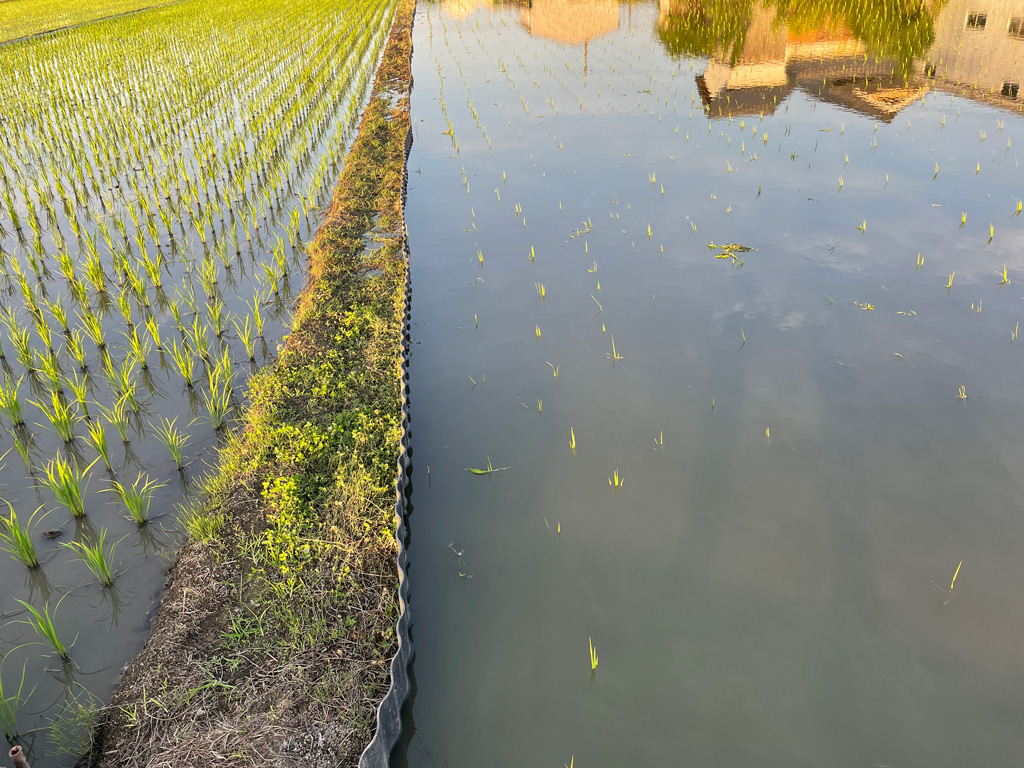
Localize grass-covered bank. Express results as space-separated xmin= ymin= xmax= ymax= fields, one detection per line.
xmin=88 ymin=0 xmax=414 ymax=763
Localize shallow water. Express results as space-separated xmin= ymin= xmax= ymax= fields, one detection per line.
xmin=399 ymin=1 xmax=1024 ymax=765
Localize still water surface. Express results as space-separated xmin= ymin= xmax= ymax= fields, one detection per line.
xmin=400 ymin=0 xmax=1024 ymax=765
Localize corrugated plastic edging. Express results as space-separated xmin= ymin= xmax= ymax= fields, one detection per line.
xmin=358 ymin=71 xmax=415 ymax=767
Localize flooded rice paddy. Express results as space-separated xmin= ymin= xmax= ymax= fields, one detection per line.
xmin=400 ymin=0 xmax=1024 ymax=765
xmin=0 ymin=0 xmax=393 ymax=763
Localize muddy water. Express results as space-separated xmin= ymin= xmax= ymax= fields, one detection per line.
xmin=399 ymin=1 xmax=1024 ymax=765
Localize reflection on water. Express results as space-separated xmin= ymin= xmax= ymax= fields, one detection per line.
xmin=689 ymin=2 xmax=932 ymax=120
xmin=520 ymin=0 xmax=620 ymax=44
xmin=444 ymin=0 xmax=1023 ymax=118
xmin=659 ymin=0 xmax=1024 ymax=118
xmin=445 ymin=0 xmax=621 ymax=44
xmin=926 ymin=0 xmax=1024 ymax=100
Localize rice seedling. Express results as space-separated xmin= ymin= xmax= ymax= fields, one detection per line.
xmin=35 ymin=317 xmax=54 ymax=354
xmin=64 ymin=372 xmax=91 ymax=421
xmin=37 ymin=456 xmax=96 ymax=518
xmin=35 ymin=350 xmax=65 ymax=394
xmin=9 ymin=323 xmax=33 ymax=371
xmin=116 ymin=290 xmax=135 ymax=329
xmin=246 ymin=295 xmax=266 ymax=338
xmin=97 ymin=396 xmax=131 ymax=443
xmin=608 ymin=469 xmax=623 ymax=492
xmin=150 ymin=416 xmax=189 ymax=469
xmin=0 ymin=375 xmax=26 ymax=427
xmin=31 ymin=391 xmax=79 ymax=442
xmin=188 ymin=318 xmax=211 ymax=363
xmin=63 ymin=528 xmax=119 ymax=586
xmin=78 ymin=311 xmax=105 ymax=350
xmin=200 ymin=360 xmax=235 ymax=430
xmin=47 ymin=297 xmax=71 ymax=336
xmin=569 ymin=427 xmax=576 ymax=455
xmin=535 ymin=282 xmax=546 ymax=300
xmin=259 ymin=262 xmax=281 ymax=296
xmin=949 ymin=560 xmax=963 ymax=591
xmin=124 ymin=328 xmax=152 ymax=370
xmin=0 ymin=658 xmax=27 ymax=741
xmin=169 ymin=301 xmax=184 ymax=333
xmin=957 ymin=385 xmax=967 ymax=400
xmin=0 ymin=501 xmax=44 ymax=568
xmin=84 ymin=418 xmax=112 ymax=470
xmin=589 ymin=637 xmax=598 ymax=670
xmin=607 ymin=336 xmax=623 ymax=361
xmin=168 ymin=338 xmax=196 ymax=388
xmin=105 ymin=358 xmax=140 ymax=412
xmin=68 ymin=329 xmax=88 ymax=370
xmin=946 ymin=271 xmax=955 ymax=293
xmin=14 ymin=596 xmax=70 ymax=661
xmin=207 ymin=298 xmax=229 ymax=338
xmin=108 ymin=472 xmax=165 ymax=525
xmin=232 ymin=315 xmax=257 ymax=361
xmin=465 ymin=456 xmax=508 ymax=474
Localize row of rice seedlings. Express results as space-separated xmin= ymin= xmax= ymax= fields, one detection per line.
xmin=0 ymin=0 xmax=156 ymax=42
xmin=0 ymin=0 xmax=387 ymax=291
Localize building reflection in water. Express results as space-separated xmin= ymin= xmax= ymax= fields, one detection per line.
xmin=443 ymin=0 xmax=620 ymax=43
xmin=520 ymin=0 xmax=620 ymax=44
xmin=440 ymin=0 xmax=1023 ymax=119
xmin=656 ymin=0 xmax=1023 ymax=118
xmin=922 ymin=0 xmax=1023 ymax=104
